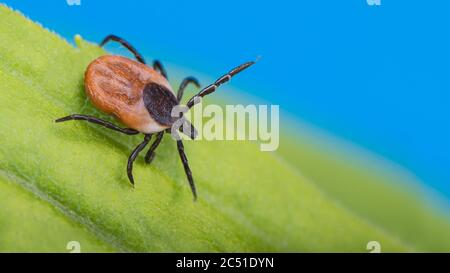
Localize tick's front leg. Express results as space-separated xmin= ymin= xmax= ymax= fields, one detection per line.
xmin=176 ymin=140 xmax=197 ymax=201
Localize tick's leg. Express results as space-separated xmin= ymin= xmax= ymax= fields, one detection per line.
xmin=144 ymin=131 xmax=164 ymax=164
xmin=55 ymin=114 xmax=139 ymax=135
xmin=153 ymin=60 xmax=168 ymax=79
xmin=179 ymin=119 xmax=198 ymax=140
xmin=186 ymin=61 xmax=256 ymax=109
xmin=100 ymin=35 xmax=169 ymax=79
xmin=127 ymin=134 xmax=152 ymax=186
xmin=100 ymin=34 xmax=146 ymax=64
xmin=176 ymin=140 xmax=197 ymax=201
xmin=177 ymin=77 xmax=200 ymax=102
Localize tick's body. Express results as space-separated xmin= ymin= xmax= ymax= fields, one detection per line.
xmin=56 ymin=35 xmax=254 ymax=200
xmin=85 ymin=55 xmax=174 ymax=134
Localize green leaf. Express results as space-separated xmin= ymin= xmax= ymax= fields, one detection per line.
xmin=0 ymin=4 xmax=435 ymax=252
xmin=0 ymin=173 xmax=114 ymax=252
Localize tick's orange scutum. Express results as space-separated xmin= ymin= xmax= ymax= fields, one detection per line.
xmin=84 ymin=55 xmax=173 ymax=133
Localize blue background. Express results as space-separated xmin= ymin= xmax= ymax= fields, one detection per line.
xmin=3 ymin=1 xmax=450 ymax=200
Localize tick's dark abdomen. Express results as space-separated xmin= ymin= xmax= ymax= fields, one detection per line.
xmin=143 ymin=82 xmax=179 ymax=126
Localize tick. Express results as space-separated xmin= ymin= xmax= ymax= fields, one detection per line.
xmin=55 ymin=35 xmax=255 ymax=200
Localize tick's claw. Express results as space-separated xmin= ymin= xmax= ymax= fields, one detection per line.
xmin=55 ymin=116 xmax=72 ymax=122
xmin=127 ymin=174 xmax=135 ymax=186
xmin=145 ymin=152 xmax=155 ymax=164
